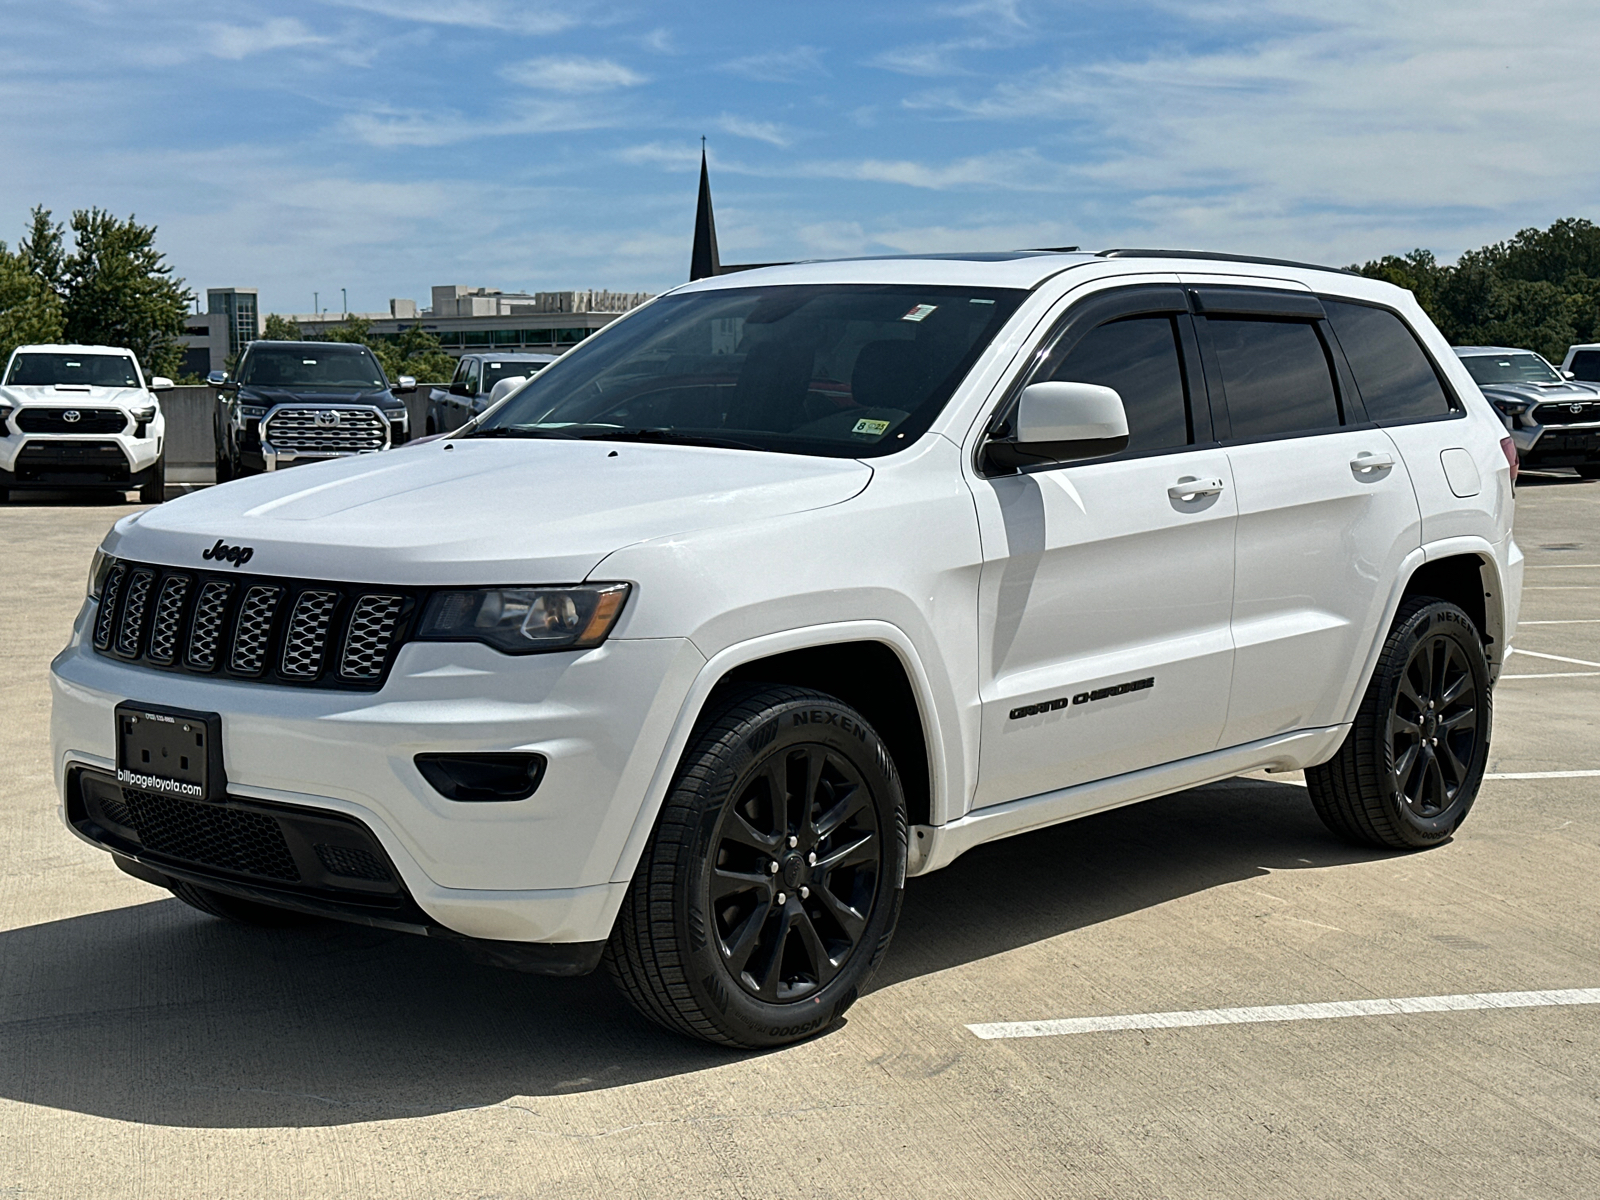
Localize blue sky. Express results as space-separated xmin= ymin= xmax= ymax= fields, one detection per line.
xmin=3 ymin=0 xmax=1597 ymax=315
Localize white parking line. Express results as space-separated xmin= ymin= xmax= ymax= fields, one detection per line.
xmin=1524 ymin=586 xmax=1600 ymax=590
xmin=1518 ymin=619 xmax=1600 ymax=624
xmin=966 ymin=988 xmax=1600 ymax=1040
xmin=1502 ymin=672 xmax=1600 ymax=679
xmin=1485 ymin=769 xmax=1600 ymax=780
xmin=1525 ymin=564 xmax=1600 ymax=569
xmin=1260 ymin=769 xmax=1600 ymax=785
xmin=1508 ymin=648 xmax=1600 ymax=668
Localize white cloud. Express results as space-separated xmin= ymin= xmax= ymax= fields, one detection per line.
xmin=327 ymin=0 xmax=583 ymax=34
xmin=501 ymin=56 xmax=647 ymax=92
xmin=796 ymin=149 xmax=1069 ymax=192
xmin=343 ymin=100 xmax=626 ymax=147
xmin=720 ymin=46 xmax=826 ymax=83
xmin=869 ymin=44 xmax=968 ymax=77
xmin=716 ymin=115 xmax=792 ymax=147
xmin=204 ymin=18 xmax=328 ymax=61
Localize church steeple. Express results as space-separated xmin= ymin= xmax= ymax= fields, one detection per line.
xmin=690 ymin=140 xmax=721 ymax=282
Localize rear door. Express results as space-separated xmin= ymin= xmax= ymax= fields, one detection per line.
xmin=1192 ymin=286 xmax=1422 ymax=747
xmin=970 ymin=286 xmax=1238 ymax=807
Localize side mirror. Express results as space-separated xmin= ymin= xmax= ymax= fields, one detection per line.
xmin=1562 ymin=369 xmax=1576 ymax=380
xmin=206 ymin=370 xmax=227 ymax=386
xmin=394 ymin=375 xmax=416 ymax=394
xmin=985 ymin=381 xmax=1129 ymax=471
xmin=449 ymin=381 xmax=472 ymax=397
xmin=149 ymin=376 xmax=175 ymax=391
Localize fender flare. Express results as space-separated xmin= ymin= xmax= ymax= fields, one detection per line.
xmin=606 ymin=620 xmax=955 ymax=888
xmin=1332 ymin=536 xmax=1511 ymax=735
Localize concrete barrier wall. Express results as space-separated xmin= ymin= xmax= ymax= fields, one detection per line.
xmin=159 ymin=383 xmax=446 ymax=484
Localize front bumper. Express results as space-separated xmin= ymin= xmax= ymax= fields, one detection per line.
xmin=0 ymin=419 xmax=164 ymax=489
xmin=1508 ymin=419 xmax=1600 ymax=466
xmin=51 ymin=608 xmax=706 ymax=944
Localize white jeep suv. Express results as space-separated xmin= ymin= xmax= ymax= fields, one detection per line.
xmin=1 ymin=344 xmax=171 ymax=503
xmin=50 ymin=250 xmax=1521 ymax=1047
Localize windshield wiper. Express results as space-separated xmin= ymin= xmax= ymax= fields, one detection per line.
xmin=579 ymin=428 xmax=767 ymax=452
xmin=469 ymin=425 xmax=580 ymax=439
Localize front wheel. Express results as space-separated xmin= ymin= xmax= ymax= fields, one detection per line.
xmin=138 ymin=458 xmax=166 ymax=504
xmin=1307 ymin=597 xmax=1491 ymax=849
xmin=1576 ymin=464 xmax=1600 ymax=480
xmin=606 ymin=685 xmax=907 ymax=1047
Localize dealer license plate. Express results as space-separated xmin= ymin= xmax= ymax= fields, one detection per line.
xmin=114 ymin=702 xmax=226 ymax=802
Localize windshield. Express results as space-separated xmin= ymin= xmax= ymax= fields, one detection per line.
xmin=483 ymin=360 xmax=548 ymax=392
xmin=1460 ymin=352 xmax=1563 ymax=385
xmin=5 ymin=352 xmax=141 ymax=388
xmin=238 ymin=345 xmax=386 ymax=389
xmin=474 ymin=284 xmax=1025 ymax=457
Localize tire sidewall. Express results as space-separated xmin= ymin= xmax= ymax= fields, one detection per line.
xmin=1374 ymin=601 xmax=1492 ymax=842
xmin=676 ymin=694 xmax=907 ymax=1047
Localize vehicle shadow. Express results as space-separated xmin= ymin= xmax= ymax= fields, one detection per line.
xmin=0 ymin=779 xmax=1393 ymax=1129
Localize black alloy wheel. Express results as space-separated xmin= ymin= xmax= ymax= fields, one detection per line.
xmin=709 ymin=742 xmax=882 ymax=1003
xmin=1307 ymin=597 xmax=1491 ymax=849
xmin=606 ymin=685 xmax=907 ymax=1047
xmin=1388 ymin=628 xmax=1481 ymax=818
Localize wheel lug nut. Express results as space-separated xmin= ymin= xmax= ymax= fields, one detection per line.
xmin=768 ymin=861 xmax=780 ymax=874
xmin=807 ymin=852 xmax=816 ymax=866
xmin=800 ymin=886 xmax=809 ymax=899
xmin=776 ymin=893 xmax=786 ymax=905
xmin=788 ymin=835 xmax=798 ymax=848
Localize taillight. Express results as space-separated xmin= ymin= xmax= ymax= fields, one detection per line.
xmin=1500 ymin=436 xmax=1518 ymax=485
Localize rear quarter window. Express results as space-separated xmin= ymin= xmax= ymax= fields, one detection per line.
xmin=1323 ymin=300 xmax=1454 ymax=421
xmin=1569 ymin=349 xmax=1600 ymax=382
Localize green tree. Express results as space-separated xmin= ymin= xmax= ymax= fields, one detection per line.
xmin=60 ymin=208 xmax=192 ymax=378
xmin=0 ymin=241 xmax=65 ymax=366
xmin=262 ymin=313 xmax=301 ymax=340
xmin=18 ymin=206 xmax=67 ymax=298
xmin=320 ymin=315 xmax=456 ymax=384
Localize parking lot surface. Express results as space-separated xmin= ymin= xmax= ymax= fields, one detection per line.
xmin=2 ymin=476 xmax=1597 ymax=1199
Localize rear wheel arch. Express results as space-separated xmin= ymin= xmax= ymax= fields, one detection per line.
xmin=1400 ymin=552 xmax=1502 ymax=652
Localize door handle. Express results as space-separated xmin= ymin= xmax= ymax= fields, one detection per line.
xmin=1168 ymin=477 xmax=1226 ymax=501
xmin=1351 ymin=451 xmax=1395 ymax=473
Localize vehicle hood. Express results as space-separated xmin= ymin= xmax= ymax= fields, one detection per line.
xmin=0 ymin=384 xmax=148 ymax=407
xmin=239 ymin=385 xmax=401 ymax=409
xmin=1475 ymin=379 xmax=1600 ymax=406
xmin=106 ymin=438 xmax=874 ymax=584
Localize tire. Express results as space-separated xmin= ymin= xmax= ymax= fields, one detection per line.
xmin=0 ymin=487 xmax=8 ymax=503
xmin=605 ymin=685 xmax=907 ymax=1048
xmin=138 ymin=458 xmax=166 ymax=504
xmin=214 ymin=439 xmax=233 ymax=484
xmin=168 ymin=879 xmax=314 ymax=927
xmin=1577 ymin=465 xmax=1600 ymax=480
xmin=1306 ymin=597 xmax=1491 ymax=849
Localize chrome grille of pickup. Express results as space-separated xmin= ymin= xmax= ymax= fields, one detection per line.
xmin=1536 ymin=401 xmax=1600 ymax=426
xmin=262 ymin=406 xmax=388 ymax=454
xmin=16 ymin=407 xmax=129 ymax=434
xmin=92 ymin=558 xmax=417 ymax=690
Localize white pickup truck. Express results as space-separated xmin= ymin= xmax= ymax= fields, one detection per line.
xmin=0 ymin=343 xmax=171 ymax=503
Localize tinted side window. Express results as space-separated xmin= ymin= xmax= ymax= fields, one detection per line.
xmin=1570 ymin=349 xmax=1600 ymax=382
xmin=1324 ymin=300 xmax=1452 ymax=420
xmin=1049 ymin=316 xmax=1191 ymax=452
xmin=1208 ymin=318 xmax=1340 ymax=439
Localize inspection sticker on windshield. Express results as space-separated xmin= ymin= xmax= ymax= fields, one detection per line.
xmin=901 ymin=304 xmax=938 ymax=322
xmin=852 ymin=418 xmax=892 ymax=436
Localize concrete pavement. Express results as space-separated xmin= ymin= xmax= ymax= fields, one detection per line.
xmin=1 ymin=474 xmax=1596 ymax=1198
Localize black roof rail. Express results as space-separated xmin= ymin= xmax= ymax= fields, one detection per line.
xmin=1097 ymin=248 xmax=1356 ymax=275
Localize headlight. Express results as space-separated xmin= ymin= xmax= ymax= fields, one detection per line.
xmin=88 ymin=549 xmax=112 ymax=599
xmin=1495 ymin=399 xmax=1529 ymax=416
xmin=131 ymin=404 xmax=157 ymax=422
xmin=417 ymin=584 xmax=630 ymax=654
xmin=236 ymin=404 xmax=267 ymax=423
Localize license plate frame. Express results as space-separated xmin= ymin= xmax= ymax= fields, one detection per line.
xmin=114 ymin=702 xmax=227 ymax=803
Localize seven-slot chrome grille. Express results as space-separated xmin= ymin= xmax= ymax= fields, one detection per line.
xmin=92 ymin=558 xmax=417 ymax=690
xmin=261 ymin=406 xmax=389 ymax=454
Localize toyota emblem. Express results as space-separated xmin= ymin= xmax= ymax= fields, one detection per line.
xmin=314 ymin=409 xmax=341 ymax=428
xmin=1571 ymin=403 xmax=1585 ymax=414
xmin=62 ymin=409 xmax=81 ymax=423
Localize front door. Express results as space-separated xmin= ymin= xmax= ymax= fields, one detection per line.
xmin=970 ymin=288 xmax=1238 ymax=809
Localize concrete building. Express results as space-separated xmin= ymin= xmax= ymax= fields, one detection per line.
xmin=282 ymin=287 xmax=654 ymax=359
xmin=177 ymin=311 xmax=231 ymax=379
